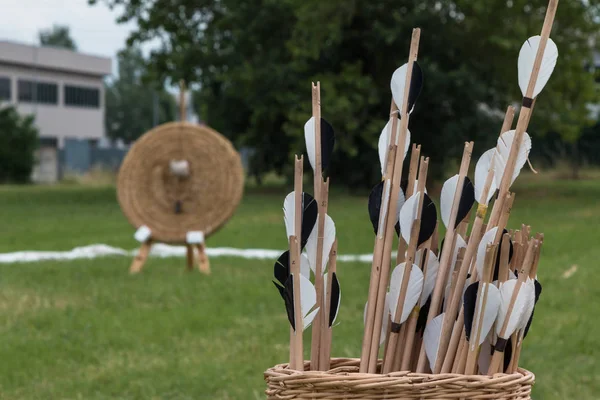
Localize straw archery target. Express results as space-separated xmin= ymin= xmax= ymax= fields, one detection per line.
xmin=117 ymin=122 xmax=244 ymax=243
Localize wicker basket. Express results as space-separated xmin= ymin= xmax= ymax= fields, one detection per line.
xmin=264 ymin=358 xmax=534 ymax=399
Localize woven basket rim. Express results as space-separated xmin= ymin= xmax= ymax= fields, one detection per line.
xmin=265 ymin=358 xmax=535 ymax=399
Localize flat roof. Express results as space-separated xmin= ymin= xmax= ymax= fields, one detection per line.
xmin=0 ymin=40 xmax=111 ymax=77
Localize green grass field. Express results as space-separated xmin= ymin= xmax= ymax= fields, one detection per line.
xmin=0 ymin=177 xmax=598 ymax=399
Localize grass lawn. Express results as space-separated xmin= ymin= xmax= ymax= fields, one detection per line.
xmin=0 ymin=176 xmax=598 ymax=399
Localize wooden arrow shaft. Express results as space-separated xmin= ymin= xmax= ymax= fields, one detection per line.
xmin=416 ymin=142 xmax=473 ymax=373
xmin=364 ymin=28 xmax=421 ymax=374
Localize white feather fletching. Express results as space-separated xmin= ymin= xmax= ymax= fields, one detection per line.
xmin=304 ymin=117 xmax=317 ymax=170
xmin=518 ymin=36 xmax=558 ymax=98
xmin=379 ymin=121 xmax=411 ymax=176
xmin=476 ymin=227 xmax=499 ymax=278
xmin=399 ymin=192 xmax=420 ymax=245
xmin=303 ymin=308 xmax=320 ymax=330
xmin=474 ymin=149 xmax=497 ymax=205
xmin=470 ymin=283 xmax=501 ymax=346
xmin=389 ymin=263 xmax=424 ymax=323
xmin=364 ymin=293 xmax=390 ymax=346
xmin=299 ymin=274 xmax=319 ymax=331
xmin=416 ymin=249 xmax=440 ymax=307
xmin=424 ymin=313 xmax=445 ymax=371
xmin=300 ymin=254 xmax=310 ymax=278
xmin=283 ymin=192 xmax=295 ymax=240
xmin=305 ymin=214 xmax=336 ymax=274
xmin=396 ymin=188 xmax=406 ymax=226
xmin=391 ymin=64 xmax=416 ymax=114
xmin=440 ymin=174 xmax=459 ymax=228
xmin=299 ymin=274 xmax=316 ymax=318
xmin=495 ymin=279 xmax=532 ymax=338
xmin=493 ymin=130 xmax=532 ymax=187
xmin=517 ymin=278 xmax=536 ymax=330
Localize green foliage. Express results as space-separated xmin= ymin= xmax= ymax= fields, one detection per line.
xmin=93 ymin=0 xmax=600 ymax=186
xmin=105 ymin=46 xmax=177 ymax=143
xmin=38 ymin=24 xmax=77 ymax=50
xmin=0 ymin=106 xmax=39 ymax=183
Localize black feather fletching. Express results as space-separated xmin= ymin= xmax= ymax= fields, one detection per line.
xmin=523 ymin=280 xmax=542 ymax=338
xmin=418 ymin=193 xmax=437 ymax=246
xmin=454 ymin=177 xmax=475 ymax=229
xmin=463 ymin=281 xmax=479 ymax=341
xmin=283 ymin=275 xmax=296 ymax=331
xmin=407 ymin=61 xmax=424 ymax=114
xmin=416 ymin=295 xmax=431 ymax=333
xmin=368 ymin=182 xmax=384 ymax=234
xmin=273 ymin=251 xmax=290 ymax=287
xmin=368 ymin=181 xmax=403 ymax=237
xmin=320 ymin=118 xmax=335 ymax=172
xmin=301 ymin=193 xmax=318 ymax=249
xmin=492 ymin=229 xmax=514 ymax=281
xmin=503 ymin=336 xmax=513 ymax=373
xmin=328 ymin=272 xmax=341 ymax=327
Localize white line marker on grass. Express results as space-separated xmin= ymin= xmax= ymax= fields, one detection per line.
xmin=0 ymin=244 xmax=375 ymax=264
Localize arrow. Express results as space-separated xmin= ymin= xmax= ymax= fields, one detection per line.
xmin=463 ymin=244 xmax=502 ymax=374
xmin=414 ymin=142 xmax=474 ymax=373
xmin=487 ymin=0 xmax=559 ymax=229
xmin=383 ymin=157 xmax=432 ymax=372
xmin=487 ymin=239 xmax=538 ymax=375
xmin=361 ymin=28 xmax=423 ymax=374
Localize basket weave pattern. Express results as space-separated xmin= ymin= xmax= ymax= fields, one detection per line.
xmin=117 ymin=122 xmax=244 ymax=243
xmin=265 ymin=358 xmax=534 ymax=399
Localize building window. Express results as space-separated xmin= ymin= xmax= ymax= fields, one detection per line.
xmin=18 ymin=80 xmax=58 ymax=105
xmin=64 ymin=85 xmax=100 ymax=108
xmin=0 ymin=77 xmax=10 ymax=100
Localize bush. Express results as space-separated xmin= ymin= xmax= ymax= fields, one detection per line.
xmin=0 ymin=106 xmax=39 ymax=183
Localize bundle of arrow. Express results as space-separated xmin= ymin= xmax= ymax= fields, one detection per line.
xmin=272 ymin=0 xmax=558 ymax=378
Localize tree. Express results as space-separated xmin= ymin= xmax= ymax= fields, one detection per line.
xmin=38 ymin=24 xmax=77 ymax=51
xmin=92 ymin=0 xmax=600 ymax=186
xmin=0 ymin=106 xmax=39 ymax=183
xmin=105 ymin=46 xmax=177 ymax=143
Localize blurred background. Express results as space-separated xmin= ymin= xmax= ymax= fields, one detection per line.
xmin=0 ymin=0 xmax=598 ymax=399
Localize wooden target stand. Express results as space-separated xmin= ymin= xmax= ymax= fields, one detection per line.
xmin=129 ymin=226 xmax=210 ymax=274
xmin=119 ymin=80 xmax=244 ymax=274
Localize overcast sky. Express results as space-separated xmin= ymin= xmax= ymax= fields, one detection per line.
xmin=0 ymin=0 xmax=136 ymax=62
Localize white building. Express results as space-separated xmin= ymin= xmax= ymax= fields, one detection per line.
xmin=0 ymin=40 xmax=112 ymax=182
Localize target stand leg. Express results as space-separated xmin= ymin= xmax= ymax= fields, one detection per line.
xmin=195 ymin=243 xmax=211 ymax=275
xmin=130 ymin=240 xmax=152 ymax=274
xmin=185 ymin=244 xmax=195 ymax=271
xmin=187 ymin=231 xmax=210 ymax=275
